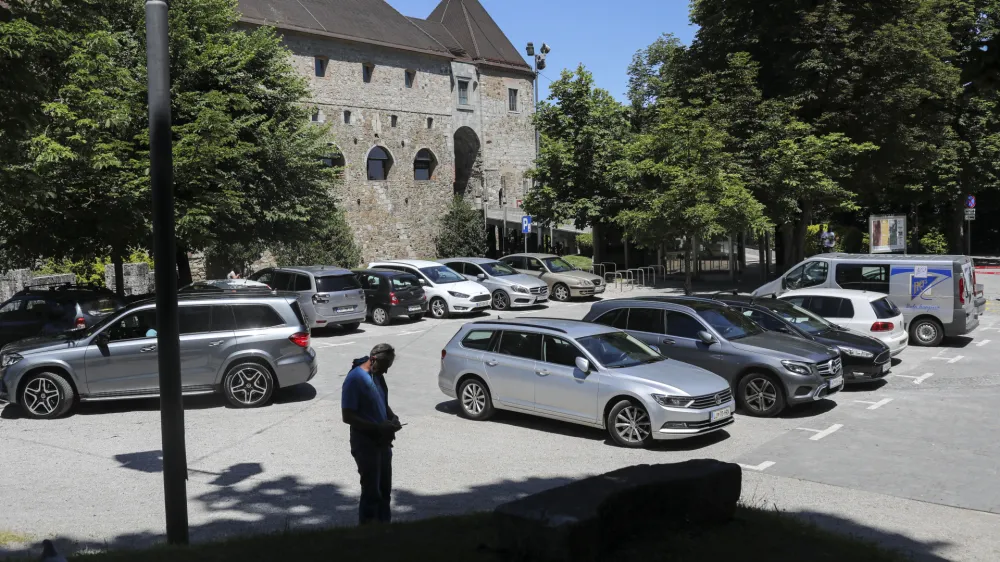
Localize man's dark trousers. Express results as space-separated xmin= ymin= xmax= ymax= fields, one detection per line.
xmin=351 ymin=434 xmax=392 ymax=524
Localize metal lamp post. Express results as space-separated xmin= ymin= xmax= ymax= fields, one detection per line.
xmin=145 ymin=0 xmax=189 ymax=545
xmin=526 ymin=42 xmax=550 ymax=252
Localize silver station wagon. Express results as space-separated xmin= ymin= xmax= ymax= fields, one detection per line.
xmin=438 ymin=318 xmax=735 ymax=447
xmin=0 ymin=292 xmax=317 ymax=419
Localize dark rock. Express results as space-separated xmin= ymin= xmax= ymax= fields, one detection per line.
xmin=494 ymin=460 xmax=741 ymax=562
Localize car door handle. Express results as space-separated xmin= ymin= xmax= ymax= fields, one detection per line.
xmin=662 ymin=338 xmax=676 ymax=345
xmin=140 ymin=345 xmax=157 ymax=353
xmin=485 ymin=359 xmax=499 ymax=367
xmin=536 ymin=369 xmax=551 ymax=376
xmin=208 ymin=340 xmax=225 ymax=347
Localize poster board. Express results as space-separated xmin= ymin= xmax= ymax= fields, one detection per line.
xmin=869 ymin=215 xmax=906 ymax=254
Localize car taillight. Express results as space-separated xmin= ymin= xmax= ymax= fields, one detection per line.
xmin=959 ymin=276 xmax=966 ymax=305
xmin=390 ymin=292 xmax=399 ymax=305
xmin=75 ymin=317 xmax=86 ymax=329
xmin=289 ymin=332 xmax=310 ymax=348
xmin=871 ymin=321 xmax=894 ymax=332
xmin=441 ymin=349 xmax=447 ymax=360
xmin=422 ymin=293 xmax=427 ymax=301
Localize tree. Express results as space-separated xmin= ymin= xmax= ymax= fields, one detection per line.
xmin=271 ymin=209 xmax=362 ymax=269
xmin=434 ymin=196 xmax=487 ymax=259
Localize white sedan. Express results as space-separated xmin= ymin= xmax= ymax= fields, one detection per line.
xmin=779 ymin=288 xmax=908 ymax=356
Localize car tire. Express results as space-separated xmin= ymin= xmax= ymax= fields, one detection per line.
xmin=342 ymin=322 xmax=361 ymax=332
xmin=429 ymin=297 xmax=450 ymax=319
xmin=223 ymin=362 xmax=275 ymax=408
xmin=371 ymin=307 xmax=391 ymax=326
xmin=408 ymin=313 xmax=424 ymax=321
xmin=909 ymin=317 xmax=943 ymax=347
xmin=19 ymin=371 xmax=75 ymax=419
xmin=492 ymin=290 xmax=510 ymax=310
xmin=737 ymin=372 xmax=786 ymax=417
xmin=457 ymin=377 xmax=494 ymax=420
xmin=552 ymin=283 xmax=571 ymax=302
xmin=607 ymin=399 xmax=653 ymax=448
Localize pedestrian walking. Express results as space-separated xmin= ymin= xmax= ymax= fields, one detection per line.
xmin=226 ymin=267 xmax=241 ymax=280
xmin=820 ymin=225 xmax=837 ymax=253
xmin=341 ymin=343 xmax=401 ymax=525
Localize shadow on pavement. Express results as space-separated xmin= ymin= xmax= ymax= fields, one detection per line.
xmin=839 ymin=379 xmax=889 ymax=393
xmin=940 ymin=336 xmax=974 ymax=349
xmin=777 ymin=399 xmax=837 ymax=419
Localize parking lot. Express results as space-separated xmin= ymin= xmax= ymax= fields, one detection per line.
xmin=2 ymin=285 xmax=1000 ymax=561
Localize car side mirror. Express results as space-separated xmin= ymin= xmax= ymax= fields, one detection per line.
xmin=781 ymin=277 xmax=788 ymax=289
xmin=96 ymin=332 xmax=110 ymax=346
xmin=418 ymin=279 xmax=427 ymax=285
xmin=697 ymin=330 xmax=717 ymax=345
xmin=574 ymin=356 xmax=591 ymax=373
xmin=477 ymin=273 xmax=486 ymax=281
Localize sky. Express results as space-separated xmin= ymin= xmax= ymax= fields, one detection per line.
xmin=385 ymin=0 xmax=697 ymax=102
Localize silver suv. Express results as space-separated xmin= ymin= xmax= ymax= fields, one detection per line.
xmin=0 ymin=293 xmax=317 ymax=419
xmin=583 ymin=297 xmax=844 ymax=417
xmin=441 ymin=257 xmax=549 ymax=310
xmin=438 ymin=318 xmax=735 ymax=447
xmin=249 ymin=266 xmax=366 ymax=331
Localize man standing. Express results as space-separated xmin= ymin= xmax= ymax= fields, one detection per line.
xmin=820 ymin=225 xmax=837 ymax=253
xmin=342 ymin=343 xmax=401 ymax=524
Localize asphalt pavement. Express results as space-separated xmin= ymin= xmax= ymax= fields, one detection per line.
xmin=2 ymin=282 xmax=999 ymax=561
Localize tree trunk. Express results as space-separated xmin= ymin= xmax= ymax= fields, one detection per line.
xmin=112 ymin=253 xmax=125 ymax=298
xmin=176 ymin=250 xmax=192 ymax=286
xmin=738 ymin=232 xmax=746 ymax=272
xmin=728 ymin=234 xmax=736 ymax=283
xmin=592 ymin=222 xmax=603 ymax=266
xmin=948 ymin=203 xmax=965 ymax=254
xmin=793 ymin=200 xmax=813 ymax=263
xmin=684 ymin=236 xmax=693 ymax=295
xmin=778 ymin=223 xmax=793 ymax=273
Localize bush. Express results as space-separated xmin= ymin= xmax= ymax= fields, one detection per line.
xmin=919 ymin=228 xmax=949 ymax=254
xmin=435 ymin=196 xmax=487 ymax=258
xmin=576 ymin=233 xmax=593 ymax=256
xmin=35 ymin=250 xmax=154 ymax=286
xmin=271 ymin=210 xmax=362 ymax=268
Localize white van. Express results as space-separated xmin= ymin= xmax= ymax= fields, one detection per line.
xmin=752 ymin=254 xmax=985 ymax=346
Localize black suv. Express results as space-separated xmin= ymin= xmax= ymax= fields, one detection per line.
xmin=353 ymin=269 xmax=427 ymax=326
xmin=0 ymin=284 xmax=126 ymax=348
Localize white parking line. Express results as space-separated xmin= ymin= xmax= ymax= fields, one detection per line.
xmin=931 ymin=355 xmax=964 ymax=364
xmin=976 ymin=339 xmax=991 ymax=347
xmin=738 ymin=461 xmax=775 ymax=472
xmin=795 ymin=423 xmax=844 ymax=441
xmin=853 ymin=398 xmax=894 ymax=410
xmin=395 ymin=330 xmax=426 ymax=336
xmin=893 ymin=372 xmax=935 ymax=384
xmin=313 ymin=341 xmax=356 ymax=348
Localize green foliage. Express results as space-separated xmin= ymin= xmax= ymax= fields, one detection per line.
xmin=575 ymin=233 xmax=594 ymax=256
xmin=34 ymin=250 xmax=154 ymax=286
xmin=920 ymin=228 xmax=950 ymax=254
xmin=561 ymin=255 xmax=593 ymax=269
xmin=435 ymin=196 xmax=487 ymax=258
xmin=271 ymin=210 xmax=362 ymax=268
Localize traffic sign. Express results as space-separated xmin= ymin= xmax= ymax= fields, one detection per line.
xmin=965 ymin=208 xmax=976 ymax=221
xmin=521 ymin=215 xmax=532 ymax=234
xmin=967 ymin=195 xmax=976 ymax=209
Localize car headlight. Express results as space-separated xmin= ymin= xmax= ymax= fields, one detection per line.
xmin=781 ymin=360 xmax=813 ymax=376
xmin=511 ymin=285 xmax=529 ymax=294
xmin=448 ymin=291 xmax=470 ymax=299
xmin=1 ymin=353 xmax=23 ymax=369
xmin=837 ymin=346 xmax=874 ymax=359
xmin=652 ymin=394 xmax=694 ymax=408
xmin=578 ymin=279 xmax=593 ymax=286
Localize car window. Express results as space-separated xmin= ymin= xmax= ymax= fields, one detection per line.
xmin=594 ymin=308 xmax=629 ymax=330
xmin=808 ymin=296 xmax=846 ymax=318
xmin=496 ymin=331 xmax=542 ymax=360
xmin=461 ymin=330 xmax=495 ymax=351
xmin=271 ymin=272 xmax=293 ymax=291
xmin=232 ymin=305 xmax=285 ymax=329
xmin=443 ymin=262 xmax=466 ymax=275
xmin=839 ymin=299 xmax=855 ymax=318
xmin=666 ymin=311 xmax=704 ymax=339
xmin=293 ymin=274 xmax=312 ymax=292
xmin=742 ymin=309 xmax=787 ymax=332
xmin=0 ymin=299 xmax=21 ymax=319
xmin=763 ymin=300 xmax=831 ymax=334
xmin=178 ymin=306 xmax=213 ymax=335
xmin=786 ymin=261 xmax=828 ymax=290
xmin=481 ymin=262 xmax=518 ymax=277
xmin=543 ymin=257 xmax=574 ymax=273
xmin=108 ymin=309 xmax=158 ymax=341
xmin=419 ymin=266 xmax=465 ymax=285
xmin=695 ymin=307 xmax=762 ymax=340
xmin=365 ymin=275 xmax=381 ymax=290
xmin=316 ymin=274 xmax=361 ymax=292
xmin=783 ymin=296 xmax=808 ymax=308
xmin=835 ymin=264 xmax=890 ymax=293
xmin=250 ymin=269 xmax=274 ymax=285
xmin=543 ymin=335 xmax=585 ymax=368
xmin=391 ymin=275 xmax=420 ymax=290
xmin=82 ymin=296 xmax=123 ymax=317
xmin=211 ymin=305 xmax=236 ymax=332
xmin=871 ymin=297 xmax=898 ymax=319
xmin=503 ymin=256 xmax=525 ymax=269
xmin=576 ymin=331 xmax=664 ymax=369
xmin=525 ymin=258 xmax=545 ymax=272
xmin=626 ymin=307 xmax=665 ymax=334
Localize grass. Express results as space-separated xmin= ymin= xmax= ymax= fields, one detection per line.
xmin=561 ymin=254 xmax=593 ymax=270
xmin=0 ymin=531 xmax=32 ymax=549
xmin=12 ymin=507 xmax=907 ymax=562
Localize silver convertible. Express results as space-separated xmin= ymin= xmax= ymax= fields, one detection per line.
xmin=438 ymin=318 xmax=735 ymax=447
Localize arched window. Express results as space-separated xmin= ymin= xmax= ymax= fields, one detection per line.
xmin=366 ymin=146 xmax=392 ymax=181
xmin=321 ymin=151 xmax=346 ymax=178
xmin=413 ymin=148 xmax=437 ymax=181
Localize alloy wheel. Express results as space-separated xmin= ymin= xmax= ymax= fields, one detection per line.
xmin=23 ymin=378 xmax=60 ymax=417
xmin=229 ymin=366 xmax=270 ymax=406
xmin=614 ymin=405 xmax=651 ymax=443
xmin=373 ymin=308 xmax=388 ymax=325
xmin=493 ymin=291 xmax=509 ymax=310
xmin=554 ymin=284 xmax=570 ymax=301
xmin=431 ymin=299 xmax=447 ymax=318
xmin=744 ymin=377 xmax=777 ymax=413
xmin=462 ymin=382 xmax=486 ymax=415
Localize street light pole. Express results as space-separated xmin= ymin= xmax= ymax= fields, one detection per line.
xmin=526 ymin=42 xmax=549 ymax=253
xmin=145 ymin=0 xmax=189 ymax=545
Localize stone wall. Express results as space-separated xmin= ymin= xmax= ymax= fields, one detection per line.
xmin=0 ymin=271 xmax=76 ymax=303
xmin=479 ymin=69 xmax=537 ymax=206
xmin=104 ymin=263 xmax=155 ymax=296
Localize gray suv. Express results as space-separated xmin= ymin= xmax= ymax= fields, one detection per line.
xmin=583 ymin=297 xmax=844 ymax=417
xmin=0 ymin=292 xmax=318 ymax=419
xmin=441 ymin=258 xmax=549 ymax=310
xmin=438 ymin=318 xmax=735 ymax=447
xmin=249 ymin=266 xmax=366 ymax=331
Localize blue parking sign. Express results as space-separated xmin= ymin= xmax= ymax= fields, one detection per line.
xmin=521 ymin=215 xmax=532 ymax=234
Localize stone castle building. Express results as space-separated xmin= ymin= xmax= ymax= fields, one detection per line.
xmin=238 ymin=0 xmax=537 ymax=262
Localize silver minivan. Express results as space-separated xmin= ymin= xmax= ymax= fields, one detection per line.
xmin=752 ymin=254 xmax=984 ymax=346
xmin=250 ymin=266 xmax=367 ymax=331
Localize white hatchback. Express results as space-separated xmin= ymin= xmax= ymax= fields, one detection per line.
xmin=780 ymin=288 xmax=908 ymax=356
xmin=368 ymin=259 xmax=491 ymax=319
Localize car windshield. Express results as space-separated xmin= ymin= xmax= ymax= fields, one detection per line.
xmin=759 ymin=299 xmax=831 ymax=334
xmin=481 ymin=262 xmax=518 ymax=277
xmin=576 ymin=331 xmax=665 ymax=369
xmin=543 ymin=258 xmax=575 ymax=273
xmin=419 ymin=266 xmax=465 ymax=285
xmin=695 ymin=306 xmax=763 ymax=340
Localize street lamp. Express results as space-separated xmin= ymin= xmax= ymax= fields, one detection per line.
xmin=526 ymin=41 xmax=550 ymax=251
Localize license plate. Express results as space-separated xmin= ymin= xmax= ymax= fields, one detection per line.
xmin=882 ymin=362 xmax=890 ymax=373
xmin=408 ymin=305 xmax=421 ymax=312
xmin=711 ymin=407 xmax=733 ymax=422
xmin=336 ymin=306 xmax=355 ymax=313
xmin=829 ymin=375 xmax=844 ymax=389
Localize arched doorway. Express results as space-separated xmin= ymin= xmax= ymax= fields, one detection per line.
xmin=454 ymin=126 xmax=481 ymax=196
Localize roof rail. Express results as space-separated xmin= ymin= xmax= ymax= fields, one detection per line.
xmin=469 ymin=319 xmax=568 ymax=334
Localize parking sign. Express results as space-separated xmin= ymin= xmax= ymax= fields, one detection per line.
xmin=967 ymin=195 xmax=976 ymax=209
xmin=521 ymin=215 xmax=532 ymax=234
